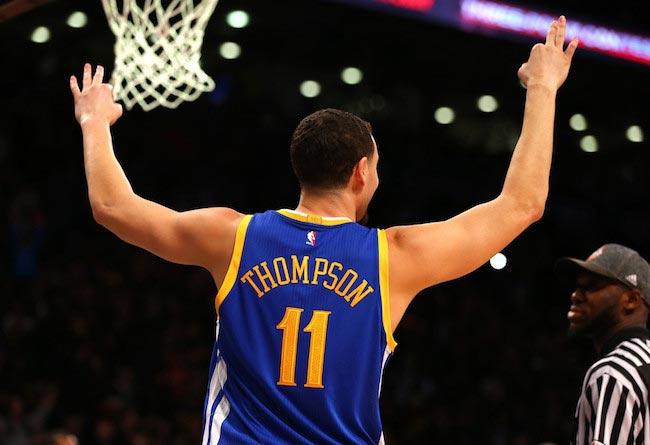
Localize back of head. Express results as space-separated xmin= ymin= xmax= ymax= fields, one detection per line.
xmin=290 ymin=108 xmax=374 ymax=190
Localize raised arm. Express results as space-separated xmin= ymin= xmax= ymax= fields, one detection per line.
xmin=70 ymin=64 xmax=243 ymax=285
xmin=387 ymin=17 xmax=578 ymax=327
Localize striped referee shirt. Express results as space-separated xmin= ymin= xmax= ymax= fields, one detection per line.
xmin=574 ymin=327 xmax=650 ymax=445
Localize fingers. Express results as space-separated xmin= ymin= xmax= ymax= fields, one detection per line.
xmin=564 ymin=37 xmax=579 ymax=60
xmin=555 ymin=15 xmax=566 ymax=47
xmin=93 ymin=65 xmax=105 ymax=85
xmin=545 ymin=20 xmax=557 ymax=46
xmin=73 ymin=63 xmax=108 ymax=95
xmin=545 ymin=16 xmax=568 ymax=48
xmin=82 ymin=63 xmax=92 ymax=89
xmin=70 ymin=75 xmax=80 ymax=98
xmin=546 ymin=16 xmax=577 ymax=55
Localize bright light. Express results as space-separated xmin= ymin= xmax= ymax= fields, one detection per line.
xmin=626 ymin=125 xmax=644 ymax=143
xmin=219 ymin=42 xmax=241 ymax=60
xmin=66 ymin=11 xmax=88 ymax=28
xmin=31 ymin=26 xmax=50 ymax=43
xmin=569 ymin=113 xmax=588 ymax=131
xmin=226 ymin=10 xmax=250 ymax=29
xmin=490 ymin=253 xmax=507 ymax=270
xmin=477 ymin=95 xmax=498 ymax=112
xmin=341 ymin=67 xmax=363 ymax=85
xmin=434 ymin=106 xmax=455 ymax=124
xmin=580 ymin=135 xmax=599 ymax=153
xmin=300 ymin=80 xmax=321 ymax=98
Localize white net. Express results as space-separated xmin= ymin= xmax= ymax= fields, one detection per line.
xmin=101 ymin=0 xmax=220 ymax=111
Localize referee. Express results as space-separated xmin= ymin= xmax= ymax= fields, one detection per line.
xmin=555 ymin=243 xmax=650 ymax=445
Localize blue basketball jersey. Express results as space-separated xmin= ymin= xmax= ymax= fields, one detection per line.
xmin=201 ymin=209 xmax=397 ymax=445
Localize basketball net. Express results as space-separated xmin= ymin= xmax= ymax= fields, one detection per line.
xmin=101 ymin=0 xmax=220 ymax=111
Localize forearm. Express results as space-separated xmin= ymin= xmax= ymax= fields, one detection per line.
xmin=501 ymin=84 xmax=557 ymax=219
xmin=80 ymin=117 xmax=135 ymax=216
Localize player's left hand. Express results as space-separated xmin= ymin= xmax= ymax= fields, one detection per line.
xmin=518 ymin=15 xmax=578 ymax=91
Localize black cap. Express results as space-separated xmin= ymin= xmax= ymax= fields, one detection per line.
xmin=555 ymin=243 xmax=650 ymax=304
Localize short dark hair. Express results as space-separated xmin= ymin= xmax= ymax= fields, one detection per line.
xmin=290 ymin=108 xmax=374 ymax=189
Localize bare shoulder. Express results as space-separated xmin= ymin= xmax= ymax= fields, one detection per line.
xmin=181 ymin=206 xmax=247 ymax=247
xmin=383 ymin=216 xmax=496 ymax=295
xmin=173 ymin=206 xmax=247 ymax=283
xmin=193 ymin=206 xmax=246 ymax=226
xmin=172 ymin=206 xmax=245 ymax=239
xmin=383 ymin=222 xmax=443 ymax=254
xmin=383 ymin=223 xmax=444 ymax=293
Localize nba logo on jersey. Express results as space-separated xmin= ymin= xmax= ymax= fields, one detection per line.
xmin=306 ymin=230 xmax=316 ymax=246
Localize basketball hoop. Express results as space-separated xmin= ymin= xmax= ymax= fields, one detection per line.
xmin=101 ymin=0 xmax=220 ymax=111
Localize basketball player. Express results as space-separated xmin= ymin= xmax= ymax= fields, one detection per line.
xmin=70 ymin=16 xmax=577 ymax=445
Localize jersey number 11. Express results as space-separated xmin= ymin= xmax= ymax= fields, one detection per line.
xmin=276 ymin=307 xmax=331 ymax=388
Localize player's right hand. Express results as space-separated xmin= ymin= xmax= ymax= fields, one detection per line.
xmin=70 ymin=63 xmax=123 ymax=126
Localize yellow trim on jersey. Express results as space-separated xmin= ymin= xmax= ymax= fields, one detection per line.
xmin=215 ymin=214 xmax=253 ymax=317
xmin=277 ymin=209 xmax=353 ymax=226
xmin=378 ymin=229 xmax=397 ymax=351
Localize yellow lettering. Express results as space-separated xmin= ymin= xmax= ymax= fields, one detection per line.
xmin=253 ymin=262 xmax=278 ymax=293
xmin=273 ymin=257 xmax=291 ymax=285
xmin=323 ymin=262 xmax=342 ymax=290
xmin=345 ymin=280 xmax=374 ymax=307
xmin=291 ymin=255 xmax=310 ymax=284
xmin=243 ymin=257 xmax=373 ymax=309
xmin=311 ymin=258 xmax=329 ymax=285
xmin=241 ymin=270 xmax=264 ymax=297
xmin=334 ymin=269 xmax=358 ymax=297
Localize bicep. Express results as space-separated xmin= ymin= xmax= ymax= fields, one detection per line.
xmin=387 ymin=194 xmax=535 ymax=295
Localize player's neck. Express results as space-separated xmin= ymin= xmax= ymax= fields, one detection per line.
xmin=295 ymin=190 xmax=356 ymax=221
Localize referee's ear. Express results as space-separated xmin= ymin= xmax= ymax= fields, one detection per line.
xmin=622 ymin=288 xmax=648 ymax=317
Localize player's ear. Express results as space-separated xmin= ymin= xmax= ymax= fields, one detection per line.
xmin=351 ymin=156 xmax=369 ymax=189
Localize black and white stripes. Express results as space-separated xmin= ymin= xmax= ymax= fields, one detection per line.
xmin=574 ymin=333 xmax=650 ymax=445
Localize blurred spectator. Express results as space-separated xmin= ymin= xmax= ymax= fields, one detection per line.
xmin=8 ymin=189 xmax=46 ymax=281
xmin=31 ymin=431 xmax=79 ymax=445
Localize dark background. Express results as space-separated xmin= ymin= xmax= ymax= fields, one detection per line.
xmin=1 ymin=0 xmax=650 ymax=443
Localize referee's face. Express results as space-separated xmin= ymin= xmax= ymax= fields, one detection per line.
xmin=568 ymin=272 xmax=626 ymax=338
